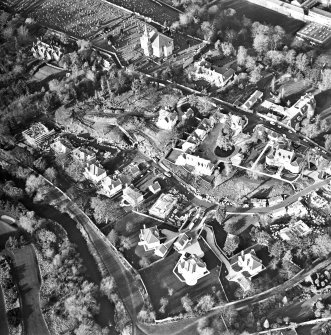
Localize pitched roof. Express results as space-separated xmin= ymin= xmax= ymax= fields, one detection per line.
xmin=123 ymin=186 xmax=143 ymax=201
xmin=150 ymin=31 xmax=173 ymax=49
xmin=149 ymin=181 xmax=161 ymax=193
xmin=140 ymin=226 xmax=160 ymax=244
xmin=87 ymin=163 xmax=106 ymax=177
xmin=102 ymin=176 xmax=122 ymax=189
xmin=175 ymin=233 xmax=191 ymax=249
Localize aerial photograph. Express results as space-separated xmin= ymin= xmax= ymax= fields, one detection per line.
xmin=2 ymin=0 xmax=331 ymax=334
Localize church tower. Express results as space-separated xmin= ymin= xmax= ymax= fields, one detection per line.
xmin=140 ymin=23 xmax=153 ymax=56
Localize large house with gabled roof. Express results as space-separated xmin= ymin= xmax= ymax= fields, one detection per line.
xmin=227 ymin=250 xmax=265 ymax=291
xmin=174 ymin=253 xmax=209 ymax=286
xmin=138 ymin=225 xmax=168 ymax=258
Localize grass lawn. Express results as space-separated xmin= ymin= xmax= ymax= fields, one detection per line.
xmin=196 ymin=123 xmax=224 ymax=164
xmin=267 ymin=286 xmax=316 ymax=324
xmin=114 ymin=212 xmax=164 ymax=268
xmin=208 ymin=220 xmax=227 ymax=249
xmin=279 ymin=79 xmax=312 ymax=103
xmin=219 ymin=262 xmax=240 ymax=302
xmin=139 ymin=239 xmax=225 ymax=319
xmin=12 ymin=245 xmax=49 ymax=335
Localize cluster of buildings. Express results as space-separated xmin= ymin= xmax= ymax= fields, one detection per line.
xmin=156 ymin=106 xmax=178 ymax=131
xmin=265 ymin=147 xmax=302 ymax=174
xmin=262 ymin=93 xmax=316 ymax=128
xmin=31 ymin=38 xmax=64 ymax=62
xmin=166 ymin=111 xmax=245 ymax=177
xmin=242 ymin=91 xmax=316 ymax=130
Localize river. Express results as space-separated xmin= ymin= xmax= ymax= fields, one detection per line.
xmin=0 ymin=169 xmax=117 ymax=334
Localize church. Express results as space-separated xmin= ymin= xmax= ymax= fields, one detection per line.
xmin=140 ymin=24 xmax=174 ymax=58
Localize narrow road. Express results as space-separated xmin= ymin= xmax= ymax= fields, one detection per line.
xmin=227 ymin=175 xmax=331 ymax=214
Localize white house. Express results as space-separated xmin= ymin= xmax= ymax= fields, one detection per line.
xmin=121 ymin=185 xmax=144 ymax=207
xmin=286 ymin=93 xmax=316 ymax=125
xmin=261 ymin=93 xmax=316 ymax=128
xmin=138 ymin=225 xmax=161 ymax=251
xmin=138 ymin=225 xmax=169 ymax=258
xmin=181 ymin=117 xmax=215 ymax=152
xmin=156 ymin=106 xmax=178 ymax=130
xmin=50 ymin=137 xmax=72 ymax=155
xmin=279 ymin=220 xmax=312 ymax=241
xmin=149 ymin=193 xmax=177 ymax=219
xmin=241 ymin=90 xmax=263 ymax=111
xmin=100 ymin=176 xmax=122 ymax=198
xmin=175 ymin=152 xmax=215 ymax=176
xmin=140 ymin=25 xmax=174 ymax=58
xmin=149 ymin=181 xmax=161 ymax=194
xmin=174 ymin=253 xmax=209 ymax=286
xmin=193 ymin=60 xmax=235 ymax=87
xmin=84 ymin=163 xmax=107 ymax=183
xmin=265 ymin=148 xmax=300 ymax=174
xmin=226 ymin=250 xmax=264 ymax=291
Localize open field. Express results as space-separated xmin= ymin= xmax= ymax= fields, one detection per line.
xmin=221 ymin=0 xmax=304 ymax=34
xmin=12 ymin=245 xmax=49 ymax=335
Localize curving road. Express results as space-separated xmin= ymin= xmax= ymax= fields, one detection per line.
xmin=227 ymin=175 xmax=331 ymax=215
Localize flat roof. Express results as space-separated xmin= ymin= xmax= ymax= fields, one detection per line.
xmin=297 ymin=22 xmax=331 ymax=44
